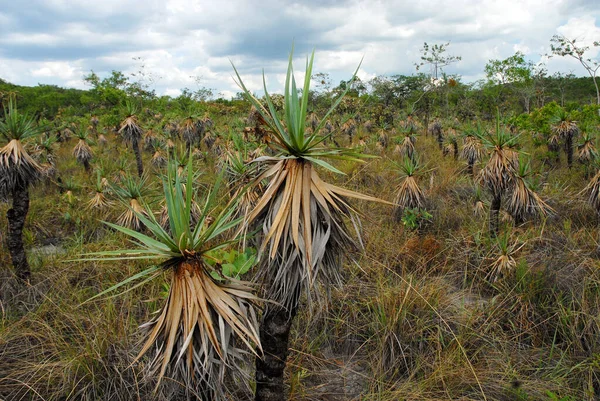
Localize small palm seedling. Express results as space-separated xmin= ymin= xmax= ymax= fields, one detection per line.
xmin=112 ymin=173 xmax=150 ymax=231
xmin=59 ymin=176 xmax=80 ymax=208
xmin=578 ymin=129 xmax=597 ymax=178
xmin=392 ymin=157 xmax=426 ymax=222
xmin=119 ymin=99 xmax=144 ymax=177
xmin=232 ymin=48 xmax=386 ymax=400
xmin=476 ymin=113 xmax=520 ymax=236
xmin=81 ymin=159 xmax=261 ymax=399
xmin=0 ymin=97 xmax=45 ymax=281
xmin=86 ymin=169 xmax=112 ymax=211
xmin=473 ymin=185 xmax=486 ymax=217
xmin=551 ymin=107 xmax=579 ymax=168
xmin=506 ymin=158 xmax=553 ymax=225
xmin=72 ymin=124 xmax=94 ymax=173
xmin=487 ymin=231 xmax=525 ymax=282
xmin=460 ymin=124 xmax=485 ymax=177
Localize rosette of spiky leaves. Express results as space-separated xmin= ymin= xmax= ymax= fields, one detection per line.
xmin=341 ymin=118 xmax=357 ymax=142
xmin=119 ymin=99 xmax=144 ymax=176
xmin=404 ymin=111 xmax=419 ymax=134
xmin=221 ymin=137 xmax=263 ymax=223
xmin=112 ymin=173 xmax=150 ymax=231
xmin=473 ymin=185 xmax=486 ymax=217
xmin=151 ymin=142 xmax=167 ymax=169
xmin=392 ymin=157 xmax=426 ymax=221
xmin=232 ymin=48 xmax=384 ymax=311
xmin=72 ymin=124 xmax=94 ymax=172
xmin=33 ymin=133 xmax=58 ymax=177
xmin=488 ymin=231 xmax=524 ymax=282
xmin=578 ymin=129 xmax=597 ymax=165
xmin=506 ymin=158 xmax=553 ymax=223
xmin=144 ymin=126 xmax=159 ymax=152
xmin=87 ymin=169 xmax=113 ymax=210
xmin=377 ymin=129 xmax=389 ymax=149
xmin=444 ymin=133 xmax=459 ymax=159
xmin=157 ymin=161 xmax=203 ymax=233
xmin=180 ymin=112 xmax=202 ymax=150
xmin=550 ymin=108 xmax=579 ymax=167
xmin=119 ymin=100 xmax=144 ymax=144
xmin=429 ymin=119 xmax=443 ymax=146
xmin=460 ymin=124 xmax=485 ymax=175
xmin=476 ymin=117 xmax=520 ymax=199
xmin=113 ymin=158 xmax=130 ymax=183
xmin=80 ymin=159 xmax=261 ymax=399
xmin=582 ymin=158 xmax=600 ymax=215
xmin=0 ymin=98 xmax=45 ymax=196
xmin=60 ymin=177 xmax=80 ymax=207
xmin=394 ymin=126 xmax=416 ymax=160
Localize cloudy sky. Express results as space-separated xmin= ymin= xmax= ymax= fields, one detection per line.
xmin=1 ymin=0 xmax=599 ymax=98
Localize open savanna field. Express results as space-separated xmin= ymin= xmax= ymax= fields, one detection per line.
xmin=2 ymin=46 xmax=600 ymax=401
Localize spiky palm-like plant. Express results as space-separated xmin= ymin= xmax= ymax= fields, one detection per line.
xmin=119 ymin=100 xmax=144 ymax=177
xmin=488 ymin=231 xmax=524 ymax=282
xmin=429 ymin=119 xmax=443 ymax=149
xmin=506 ymin=159 xmax=553 ymax=225
xmin=151 ymin=143 xmax=167 ymax=169
xmin=87 ymin=169 xmax=112 ymax=210
xmin=473 ymin=185 xmax=486 ymax=217
xmin=72 ymin=125 xmax=94 ymax=173
xmin=578 ymin=130 xmax=597 ymax=178
xmin=0 ymin=98 xmax=45 ymax=281
xmin=233 ymin=49 xmax=384 ymax=400
xmin=460 ymin=125 xmax=485 ymax=177
xmin=394 ymin=127 xmax=416 ymax=161
xmin=33 ymin=133 xmax=58 ymax=178
xmin=551 ymin=108 xmax=579 ymax=168
xmin=393 ymin=157 xmax=426 ymax=222
xmin=582 ymin=159 xmax=600 ymax=218
xmin=180 ymin=113 xmax=201 ymax=151
xmin=476 ymin=114 xmax=520 ymax=237
xmin=82 ymin=159 xmax=260 ymax=399
xmin=112 ymin=173 xmax=150 ymax=231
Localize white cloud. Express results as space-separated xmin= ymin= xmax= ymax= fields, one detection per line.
xmin=0 ymin=0 xmax=598 ymax=98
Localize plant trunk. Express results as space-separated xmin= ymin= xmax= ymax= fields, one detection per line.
xmin=467 ymin=161 xmax=474 ymax=177
xmin=490 ymin=192 xmax=501 ymax=237
xmin=566 ymin=135 xmax=573 ymax=169
xmin=132 ymin=137 xmax=144 ymax=177
xmin=255 ymin=303 xmax=298 ymax=401
xmin=7 ymin=185 xmax=31 ymax=282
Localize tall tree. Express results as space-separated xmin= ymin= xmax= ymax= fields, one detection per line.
xmin=548 ymin=35 xmax=600 ymax=107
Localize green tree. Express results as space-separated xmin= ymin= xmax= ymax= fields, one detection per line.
xmin=548 ymin=35 xmax=600 ymax=107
